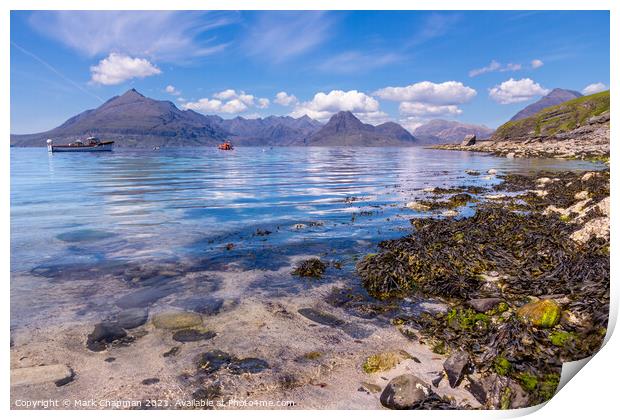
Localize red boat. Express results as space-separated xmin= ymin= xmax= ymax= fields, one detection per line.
xmin=218 ymin=141 xmax=234 ymax=150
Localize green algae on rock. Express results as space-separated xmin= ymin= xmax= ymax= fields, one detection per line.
xmin=362 ymin=351 xmax=410 ymax=374
xmin=517 ymin=300 xmax=561 ymax=328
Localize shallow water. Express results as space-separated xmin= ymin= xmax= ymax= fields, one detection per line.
xmin=10 ymin=147 xmax=600 ymax=326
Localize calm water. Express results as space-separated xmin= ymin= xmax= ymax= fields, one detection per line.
xmin=10 ymin=147 xmax=600 ymax=325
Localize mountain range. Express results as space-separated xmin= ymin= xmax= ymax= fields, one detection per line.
xmin=10 ymin=89 xmax=416 ymax=147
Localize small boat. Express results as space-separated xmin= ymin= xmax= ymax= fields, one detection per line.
xmin=47 ymin=137 xmax=114 ymax=153
xmin=218 ymin=141 xmax=234 ymax=150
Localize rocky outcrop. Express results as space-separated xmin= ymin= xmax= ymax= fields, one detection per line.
xmin=461 ymin=134 xmax=476 ymax=146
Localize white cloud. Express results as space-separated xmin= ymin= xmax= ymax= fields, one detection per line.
xmin=183 ymin=89 xmax=269 ymax=114
xmin=582 ymin=82 xmax=608 ymax=95
xmin=274 ymin=91 xmax=298 ymax=106
xmin=398 ymin=117 xmax=426 ymax=133
xmin=244 ymin=11 xmax=333 ymax=62
xmin=165 ymin=85 xmax=180 ymax=95
xmin=489 ymin=78 xmax=550 ymax=104
xmin=290 ymin=89 xmax=383 ymax=121
xmin=399 ymin=102 xmax=462 ymax=117
xmin=531 ymin=59 xmax=544 ymax=69
xmin=374 ymin=81 xmax=476 ymax=105
xmin=30 ymin=11 xmax=236 ymax=62
xmin=469 ymin=60 xmax=523 ymax=77
xmin=90 ymin=53 xmax=161 ymax=85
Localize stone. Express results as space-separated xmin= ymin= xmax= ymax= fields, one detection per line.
xmin=172 ymin=329 xmax=216 ymax=343
xmin=406 ymin=201 xmax=430 ymax=211
xmin=487 ymin=169 xmax=497 ymax=175
xmin=442 ymin=210 xmax=458 ymax=217
xmin=360 ymin=382 xmax=382 ymax=393
xmin=380 ymin=374 xmax=432 ymax=409
xmin=117 ymin=308 xmax=149 ymax=329
xmin=574 ymin=190 xmax=589 ymax=200
xmin=116 ymin=287 xmax=172 ymax=309
xmin=228 ymin=358 xmax=270 ymax=374
xmin=196 ymin=350 xmax=234 ymax=374
xmin=152 ymin=312 xmax=202 ymax=330
xmin=11 ymin=365 xmax=74 ymax=387
xmin=570 ymin=217 xmax=609 ymax=244
xmin=87 ymin=322 xmax=127 ymax=352
xmin=443 ymin=350 xmax=470 ymax=388
xmin=163 ymin=346 xmax=180 ymax=357
xmin=506 ymin=152 xmax=515 ymax=159
xmin=141 ymin=378 xmax=160 ymax=385
xmin=461 ymin=134 xmax=476 ymax=146
xmin=467 ymin=298 xmax=503 ymax=313
xmin=517 ymin=299 xmax=561 ymax=328
xmin=293 ymin=223 xmax=307 ymax=230
xmin=172 ymin=297 xmax=223 ymax=316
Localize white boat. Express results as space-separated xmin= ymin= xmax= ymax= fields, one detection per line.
xmin=47 ymin=137 xmax=114 ymax=153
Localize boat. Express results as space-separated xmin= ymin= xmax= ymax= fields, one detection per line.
xmin=47 ymin=137 xmax=114 ymax=152
xmin=218 ymin=141 xmax=234 ymax=150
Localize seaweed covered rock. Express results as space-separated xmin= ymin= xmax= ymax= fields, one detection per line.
xmin=362 ymin=351 xmax=410 ymax=374
xmin=152 ymin=311 xmax=203 ymax=330
xmin=517 ymin=300 xmax=561 ymax=328
xmin=291 ymin=258 xmax=326 ymax=278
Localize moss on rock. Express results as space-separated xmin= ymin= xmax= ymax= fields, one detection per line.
xmin=517 ymin=300 xmax=561 ymax=328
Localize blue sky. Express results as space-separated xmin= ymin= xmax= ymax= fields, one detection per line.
xmin=10 ymin=10 xmax=610 ymax=134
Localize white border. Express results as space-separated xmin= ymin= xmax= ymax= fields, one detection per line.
xmin=2 ymin=1 xmax=616 ymax=419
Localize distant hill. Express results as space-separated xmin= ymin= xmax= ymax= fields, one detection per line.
xmin=509 ymin=88 xmax=582 ymax=122
xmin=11 ymin=89 xmax=228 ymax=147
xmin=307 ymin=111 xmax=417 ymax=146
xmin=493 ymin=90 xmax=610 ymax=142
xmin=413 ymin=119 xmax=494 ymax=144
xmin=215 ymin=115 xmax=323 ymax=146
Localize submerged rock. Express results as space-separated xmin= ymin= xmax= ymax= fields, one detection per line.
xmin=196 ymin=350 xmax=234 ymax=374
xmin=228 ymin=358 xmax=269 ymax=374
xmin=298 ymin=308 xmax=345 ymax=327
xmin=172 ymin=329 xmax=216 ymax=343
xmin=87 ymin=322 xmax=127 ymax=352
xmin=443 ymin=350 xmax=470 ymax=388
xmin=117 ymin=308 xmax=149 ymax=329
xmin=152 ymin=312 xmax=203 ymax=330
xmin=517 ymin=299 xmax=561 ymax=328
xmin=380 ymin=374 xmax=432 ymax=409
xmin=11 ymin=365 xmax=75 ymax=387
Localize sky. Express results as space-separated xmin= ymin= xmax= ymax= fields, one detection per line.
xmin=10 ymin=10 xmax=610 ymax=134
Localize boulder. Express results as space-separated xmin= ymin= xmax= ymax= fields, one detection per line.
xmin=406 ymin=201 xmax=430 ymax=211
xmin=116 ymin=308 xmax=149 ymax=329
xmin=11 ymin=364 xmax=74 ymax=387
xmin=443 ymin=350 xmax=470 ymax=388
xmin=467 ymin=298 xmax=503 ymax=313
xmin=461 ymin=134 xmax=476 ymax=146
xmin=152 ymin=311 xmax=203 ymax=330
xmin=517 ymin=299 xmax=561 ymax=328
xmin=86 ymin=322 xmax=127 ymax=352
xmin=380 ymin=374 xmax=432 ymax=409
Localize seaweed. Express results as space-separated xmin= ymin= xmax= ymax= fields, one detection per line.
xmin=291 ymin=258 xmax=326 ymax=278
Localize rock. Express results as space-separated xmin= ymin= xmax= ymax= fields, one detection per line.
xmin=485 ymin=194 xmax=506 ymax=200
xmin=293 ymin=223 xmax=307 ymax=230
xmin=517 ymin=299 xmax=561 ymax=328
xmin=574 ymin=190 xmax=589 ymax=200
xmin=116 ymin=287 xmax=172 ymax=309
xmin=461 ymin=134 xmax=476 ymax=146
xmin=536 ymin=177 xmax=552 ymax=186
xmin=172 ymin=328 xmax=216 ymax=343
xmin=506 ymin=152 xmax=515 ymax=159
xmin=487 ymin=169 xmax=497 ymax=175
xmin=141 ymin=378 xmax=160 ymax=385
xmin=380 ymin=374 xmax=432 ymax=409
xmin=472 ymin=373 xmax=530 ymax=409
xmin=228 ymin=358 xmax=270 ymax=374
xmin=163 ymin=346 xmax=180 ymax=357
xmin=443 ymin=350 xmax=470 ymax=388
xmin=581 ymin=172 xmax=597 ymax=181
xmin=467 ymin=298 xmax=503 ymax=313
xmin=298 ymin=308 xmax=345 ymax=327
xmin=196 ymin=350 xmax=234 ymax=374
xmin=406 ymin=201 xmax=430 ymax=211
xmin=117 ymin=308 xmax=149 ymax=329
xmin=152 ymin=312 xmax=202 ymax=330
xmin=87 ymin=322 xmax=127 ymax=352
xmin=423 ymin=187 xmax=436 ymax=193
xmin=360 ymin=382 xmax=382 ymax=393
xmin=11 ymin=365 xmax=74 ymax=387
xmin=442 ymin=210 xmax=458 ymax=217
xmin=104 ymin=357 xmax=116 ymax=363
xmin=172 ymin=297 xmax=223 ymax=316
xmin=465 ymin=170 xmax=480 ymax=176
xmin=570 ymin=217 xmax=609 ymax=244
